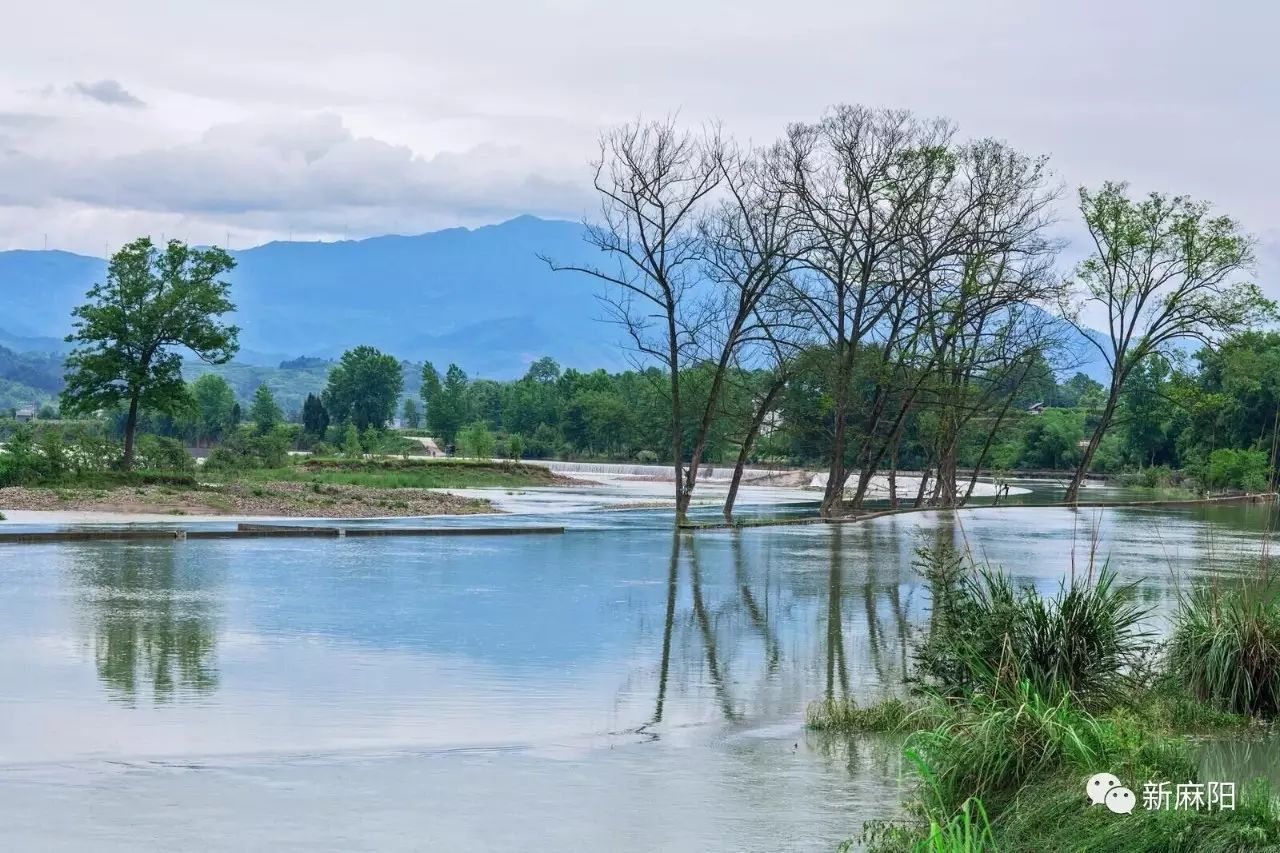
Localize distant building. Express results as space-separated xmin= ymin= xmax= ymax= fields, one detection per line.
xmin=14 ymin=406 xmax=36 ymax=423
xmin=1027 ymin=402 xmax=1046 ymax=415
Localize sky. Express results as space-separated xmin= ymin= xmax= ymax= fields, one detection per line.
xmin=1 ymin=0 xmax=1278 ymax=264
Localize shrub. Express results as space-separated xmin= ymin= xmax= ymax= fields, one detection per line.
xmin=507 ymin=434 xmax=523 ymax=460
xmin=913 ymin=544 xmax=1149 ymax=707
xmin=205 ymin=428 xmax=289 ymax=471
xmin=135 ymin=435 xmax=195 ymax=473
xmin=1169 ymin=574 xmax=1280 ymax=716
xmin=635 ymin=449 xmax=659 ymax=464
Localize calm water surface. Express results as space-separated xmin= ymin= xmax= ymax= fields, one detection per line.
xmin=1 ymin=492 xmax=1276 ymax=850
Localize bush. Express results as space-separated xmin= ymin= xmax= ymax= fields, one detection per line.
xmin=205 ymin=428 xmax=290 ymax=471
xmin=1169 ymin=573 xmax=1280 ymax=716
xmin=507 ymin=434 xmax=523 ymax=460
xmin=1117 ymin=464 xmax=1182 ymax=489
xmin=135 ymin=435 xmax=195 ymax=473
xmin=0 ymin=424 xmax=44 ymax=485
xmin=635 ymin=449 xmax=659 ymax=464
xmin=913 ymin=544 xmax=1149 ymax=707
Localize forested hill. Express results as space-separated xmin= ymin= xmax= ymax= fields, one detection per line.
xmin=0 ymin=215 xmax=1117 ymax=383
xmin=0 ymin=217 xmax=624 ymax=378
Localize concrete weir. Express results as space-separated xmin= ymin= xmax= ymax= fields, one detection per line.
xmin=0 ymin=522 xmax=565 ymax=545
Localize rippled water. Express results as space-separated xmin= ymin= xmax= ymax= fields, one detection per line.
xmin=0 ymin=493 xmax=1275 ymax=850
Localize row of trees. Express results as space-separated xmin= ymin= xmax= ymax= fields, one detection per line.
xmin=540 ymin=107 xmax=1273 ymax=521
xmin=49 ymin=104 xmax=1274 ymax=525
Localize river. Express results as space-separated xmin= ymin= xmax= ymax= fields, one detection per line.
xmin=0 ymin=486 xmax=1275 ymax=850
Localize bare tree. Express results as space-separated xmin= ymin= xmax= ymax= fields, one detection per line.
xmin=1061 ymin=183 xmax=1275 ymax=503
xmin=544 ymin=118 xmax=724 ymax=523
xmin=688 ymin=144 xmax=801 ymax=522
xmin=779 ymin=106 xmax=963 ymax=517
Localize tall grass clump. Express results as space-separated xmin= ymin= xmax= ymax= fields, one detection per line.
xmin=1169 ymin=573 xmax=1280 ymax=716
xmin=913 ymin=544 xmax=1150 ymax=708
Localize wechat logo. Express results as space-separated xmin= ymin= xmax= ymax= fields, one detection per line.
xmin=1086 ymin=772 xmax=1136 ymax=814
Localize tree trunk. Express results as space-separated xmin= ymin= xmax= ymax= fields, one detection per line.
xmin=667 ymin=315 xmax=688 ymax=525
xmin=121 ymin=394 xmax=141 ymax=471
xmin=914 ymin=467 xmax=931 ymax=508
xmin=723 ymin=380 xmax=784 ymax=523
xmin=1065 ymin=388 xmax=1120 ymax=504
xmin=820 ymin=370 xmax=851 ymax=518
xmin=888 ymin=432 xmax=899 ymax=508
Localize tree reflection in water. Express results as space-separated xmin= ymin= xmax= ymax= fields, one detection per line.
xmin=70 ymin=543 xmax=221 ymax=705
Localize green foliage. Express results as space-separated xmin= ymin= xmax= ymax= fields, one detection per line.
xmin=913 ymin=545 xmax=1149 ymax=707
xmin=401 ymin=397 xmax=421 ymax=429
xmin=61 ymin=237 xmax=239 ymax=468
xmin=302 ymin=392 xmax=329 ymax=437
xmin=204 ymin=427 xmax=290 ymax=471
xmin=1169 ymin=574 xmax=1280 ymax=716
xmin=342 ymin=424 xmax=362 ymax=458
xmin=422 ymin=362 xmax=469 ymax=445
xmin=1199 ymin=448 xmax=1271 ymax=493
xmin=323 ymin=345 xmax=404 ymax=431
xmin=134 ymin=435 xmax=195 ymax=473
xmin=248 ymin=383 xmax=282 ymax=435
xmin=1020 ymin=408 xmax=1085 ymax=470
xmin=457 ymin=420 xmax=496 ymax=459
xmin=187 ymin=373 xmax=238 ymax=443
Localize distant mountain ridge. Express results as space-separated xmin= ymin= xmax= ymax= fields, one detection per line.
xmin=0 ymin=216 xmax=1111 ymax=380
xmin=0 ymin=217 xmax=622 ymax=378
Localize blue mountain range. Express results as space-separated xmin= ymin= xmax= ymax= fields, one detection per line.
xmin=0 ymin=215 xmax=1108 ymax=380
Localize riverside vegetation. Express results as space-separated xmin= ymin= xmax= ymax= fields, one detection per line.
xmin=0 ymin=420 xmax=569 ymax=517
xmin=809 ymin=544 xmax=1280 ymax=852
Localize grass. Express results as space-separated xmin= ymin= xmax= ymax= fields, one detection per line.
xmin=806 ymin=696 xmax=945 ymax=734
xmin=861 ymin=683 xmax=1280 ymax=852
xmin=234 ymin=457 xmax=565 ymax=490
xmin=1170 ymin=573 xmax=1280 ymax=717
xmin=835 ymin=545 xmax=1280 ymax=851
xmin=913 ymin=543 xmax=1150 ymax=708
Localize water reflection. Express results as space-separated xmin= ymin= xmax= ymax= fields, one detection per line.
xmin=70 ymin=543 xmax=222 ymax=704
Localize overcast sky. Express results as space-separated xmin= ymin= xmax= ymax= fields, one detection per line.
xmin=2 ymin=0 xmax=1277 ymax=262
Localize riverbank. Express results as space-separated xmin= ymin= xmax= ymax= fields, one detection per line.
xmin=0 ymin=459 xmax=584 ymax=520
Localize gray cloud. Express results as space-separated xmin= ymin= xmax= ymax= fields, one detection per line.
xmin=0 ymin=113 xmax=590 ymax=232
xmin=66 ymin=79 xmax=145 ymax=108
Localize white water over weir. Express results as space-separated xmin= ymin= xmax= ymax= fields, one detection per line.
xmin=523 ymin=459 xmax=1029 ymax=498
xmin=529 ymin=459 xmax=789 ymax=483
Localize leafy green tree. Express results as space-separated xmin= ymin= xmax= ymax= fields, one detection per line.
xmin=1062 ymin=183 xmax=1275 ymax=502
xmin=188 ymin=373 xmax=237 ymax=445
xmin=342 ymin=423 xmax=362 ymax=458
xmin=423 ymin=362 xmax=469 ymax=445
xmin=402 ymin=397 xmax=421 ymax=429
xmin=1022 ymin=408 xmax=1085 ymax=470
xmin=61 ymin=237 xmax=239 ymax=469
xmin=249 ymin=384 xmax=282 ymax=435
xmin=323 ymin=346 xmax=403 ymax=431
xmin=457 ymin=420 xmax=496 ymax=459
xmin=301 ymin=393 xmax=329 ymax=437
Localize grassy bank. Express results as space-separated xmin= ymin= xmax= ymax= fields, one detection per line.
xmin=815 ymin=545 xmax=1280 ymax=851
xmin=235 ymin=457 xmax=577 ymax=490
xmin=0 ymin=457 xmax=583 ymax=518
